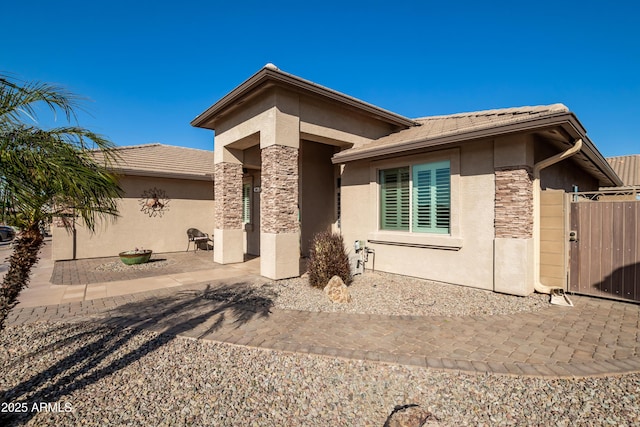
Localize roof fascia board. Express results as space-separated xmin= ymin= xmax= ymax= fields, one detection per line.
xmin=332 ymin=112 xmax=622 ymax=187
xmin=114 ymin=168 xmax=214 ymax=182
xmin=191 ymin=68 xmax=417 ymax=129
xmin=332 ymin=112 xmax=579 ymax=163
xmin=576 ymin=135 xmax=623 ymax=187
xmin=191 ymin=68 xmax=269 ymax=129
xmin=561 ymin=115 xmax=623 ymax=187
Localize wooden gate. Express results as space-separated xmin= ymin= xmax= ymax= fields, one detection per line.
xmin=569 ymin=199 xmax=640 ymax=302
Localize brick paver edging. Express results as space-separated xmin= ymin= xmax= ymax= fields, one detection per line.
xmin=6 ymin=286 xmax=640 ymax=379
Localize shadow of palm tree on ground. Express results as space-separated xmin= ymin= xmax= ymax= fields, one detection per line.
xmin=1 ymin=281 xmax=274 ymax=425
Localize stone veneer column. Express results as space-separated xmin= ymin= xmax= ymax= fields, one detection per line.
xmin=493 ymin=166 xmax=535 ymax=296
xmin=260 ymin=144 xmax=300 ymax=279
xmin=213 ymin=162 xmax=244 ymax=264
xmin=494 ymin=167 xmax=533 ymax=238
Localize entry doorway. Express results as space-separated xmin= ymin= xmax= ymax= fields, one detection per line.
xmin=299 ymin=140 xmax=339 ymax=255
xmin=243 ymin=170 xmax=261 ymax=256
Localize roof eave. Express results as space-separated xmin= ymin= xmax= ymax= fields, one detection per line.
xmin=191 ymin=67 xmax=418 ymax=130
xmin=332 ymin=112 xmax=576 ymax=163
xmin=113 ymin=168 xmax=214 ymax=182
xmin=332 ymin=112 xmax=623 ymax=187
xmin=560 ymin=113 xmax=623 ymax=187
xmin=576 ymin=135 xmax=623 ymax=187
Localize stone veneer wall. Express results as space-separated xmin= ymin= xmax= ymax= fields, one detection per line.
xmin=261 ymin=145 xmax=299 ymax=234
xmin=214 ymin=162 xmax=243 ymax=229
xmin=494 ymin=167 xmax=533 ymax=238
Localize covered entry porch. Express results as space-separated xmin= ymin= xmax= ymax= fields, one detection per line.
xmin=191 ymin=64 xmax=412 ymax=279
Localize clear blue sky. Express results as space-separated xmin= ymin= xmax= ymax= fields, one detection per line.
xmin=4 ymin=0 xmax=639 ymax=157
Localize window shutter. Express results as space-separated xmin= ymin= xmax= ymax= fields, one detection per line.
xmin=434 ymin=164 xmax=450 ymax=231
xmin=413 ymin=165 xmax=433 ymax=230
xmin=412 ymin=161 xmax=450 ymax=233
xmin=380 ymin=167 xmax=409 ymax=230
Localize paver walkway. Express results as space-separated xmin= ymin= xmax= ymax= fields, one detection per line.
xmin=4 ymin=240 xmax=640 ymax=378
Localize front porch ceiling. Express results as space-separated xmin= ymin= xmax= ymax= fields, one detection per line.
xmin=226 ymin=132 xmax=260 ymax=150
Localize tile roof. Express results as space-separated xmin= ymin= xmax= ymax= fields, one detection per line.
xmin=93 ymin=144 xmax=214 ymax=181
xmin=338 ymin=104 xmax=570 ymax=157
xmin=606 ymin=155 xmax=640 ymax=187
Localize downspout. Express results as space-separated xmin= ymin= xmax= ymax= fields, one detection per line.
xmin=532 ymin=138 xmax=583 ymax=295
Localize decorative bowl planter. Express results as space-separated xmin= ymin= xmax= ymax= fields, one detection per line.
xmin=118 ymin=250 xmax=153 ymax=265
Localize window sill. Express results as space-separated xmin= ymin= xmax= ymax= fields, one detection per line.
xmin=367 ymin=231 xmax=462 ymax=251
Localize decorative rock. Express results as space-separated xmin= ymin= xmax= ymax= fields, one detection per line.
xmin=383 ymin=404 xmax=436 ymax=427
xmin=324 ymin=275 xmax=351 ymax=303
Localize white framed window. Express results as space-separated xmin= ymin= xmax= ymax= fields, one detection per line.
xmin=379 ymin=160 xmax=451 ymax=234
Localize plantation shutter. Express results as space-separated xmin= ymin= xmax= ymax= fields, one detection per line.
xmin=242 ymin=183 xmax=251 ymax=224
xmin=412 ymin=161 xmax=450 ymax=233
xmin=380 ymin=167 xmax=410 ymax=230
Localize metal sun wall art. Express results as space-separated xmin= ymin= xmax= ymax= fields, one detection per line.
xmin=139 ymin=187 xmax=170 ymax=217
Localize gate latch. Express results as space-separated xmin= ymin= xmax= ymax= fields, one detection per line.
xmin=569 ymin=230 xmax=578 ymax=242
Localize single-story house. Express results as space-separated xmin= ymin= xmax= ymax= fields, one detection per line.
xmin=191 ymin=64 xmax=622 ymax=296
xmin=52 ymin=144 xmax=214 ymax=260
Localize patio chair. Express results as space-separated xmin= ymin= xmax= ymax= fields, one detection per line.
xmin=186 ymin=228 xmax=213 ymax=252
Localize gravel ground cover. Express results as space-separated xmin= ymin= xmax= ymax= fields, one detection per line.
xmin=260 ymin=271 xmax=550 ymax=317
xmin=1 ymin=272 xmax=639 ymax=426
xmin=95 ymin=259 xmax=175 ymax=273
xmin=1 ymin=322 xmax=639 ymax=426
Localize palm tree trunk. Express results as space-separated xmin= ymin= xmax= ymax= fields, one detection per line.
xmin=0 ymin=227 xmax=43 ymax=331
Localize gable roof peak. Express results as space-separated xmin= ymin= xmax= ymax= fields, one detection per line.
xmin=191 ymin=66 xmax=417 ymax=129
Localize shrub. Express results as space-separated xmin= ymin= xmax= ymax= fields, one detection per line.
xmin=307 ymin=231 xmax=353 ymax=288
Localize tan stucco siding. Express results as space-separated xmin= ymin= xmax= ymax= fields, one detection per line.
xmin=298 ymin=96 xmax=398 ymax=148
xmin=339 ymin=140 xmax=496 ymax=290
xmin=299 ymin=140 xmax=338 ymax=254
xmin=214 ymin=87 xmax=398 ymax=155
xmin=536 ymin=142 xmax=599 ymax=192
xmin=52 ymin=175 xmax=215 ymax=260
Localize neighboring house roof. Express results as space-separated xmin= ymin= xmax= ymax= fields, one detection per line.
xmin=93 ymin=144 xmax=214 ymax=181
xmin=333 ymin=103 xmax=622 ymax=187
xmin=607 ymin=155 xmax=640 ymax=187
xmin=191 ymin=63 xmax=418 ymax=130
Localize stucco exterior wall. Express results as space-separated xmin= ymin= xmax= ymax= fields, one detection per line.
xmin=339 ymin=140 xmax=496 ymax=290
xmin=211 ymin=86 xmax=398 ymax=279
xmin=300 ymin=140 xmax=338 ymax=255
xmin=536 ymin=142 xmax=599 ymax=191
xmin=52 ymin=175 xmax=214 ymax=260
xmin=298 ymin=96 xmax=399 ymax=147
xmin=214 ymin=87 xmax=399 ymax=153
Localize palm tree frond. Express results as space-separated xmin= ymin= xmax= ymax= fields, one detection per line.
xmin=0 ymin=75 xmax=85 ymax=127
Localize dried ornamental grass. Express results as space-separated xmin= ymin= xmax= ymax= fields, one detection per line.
xmin=307 ymin=232 xmax=352 ymax=288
